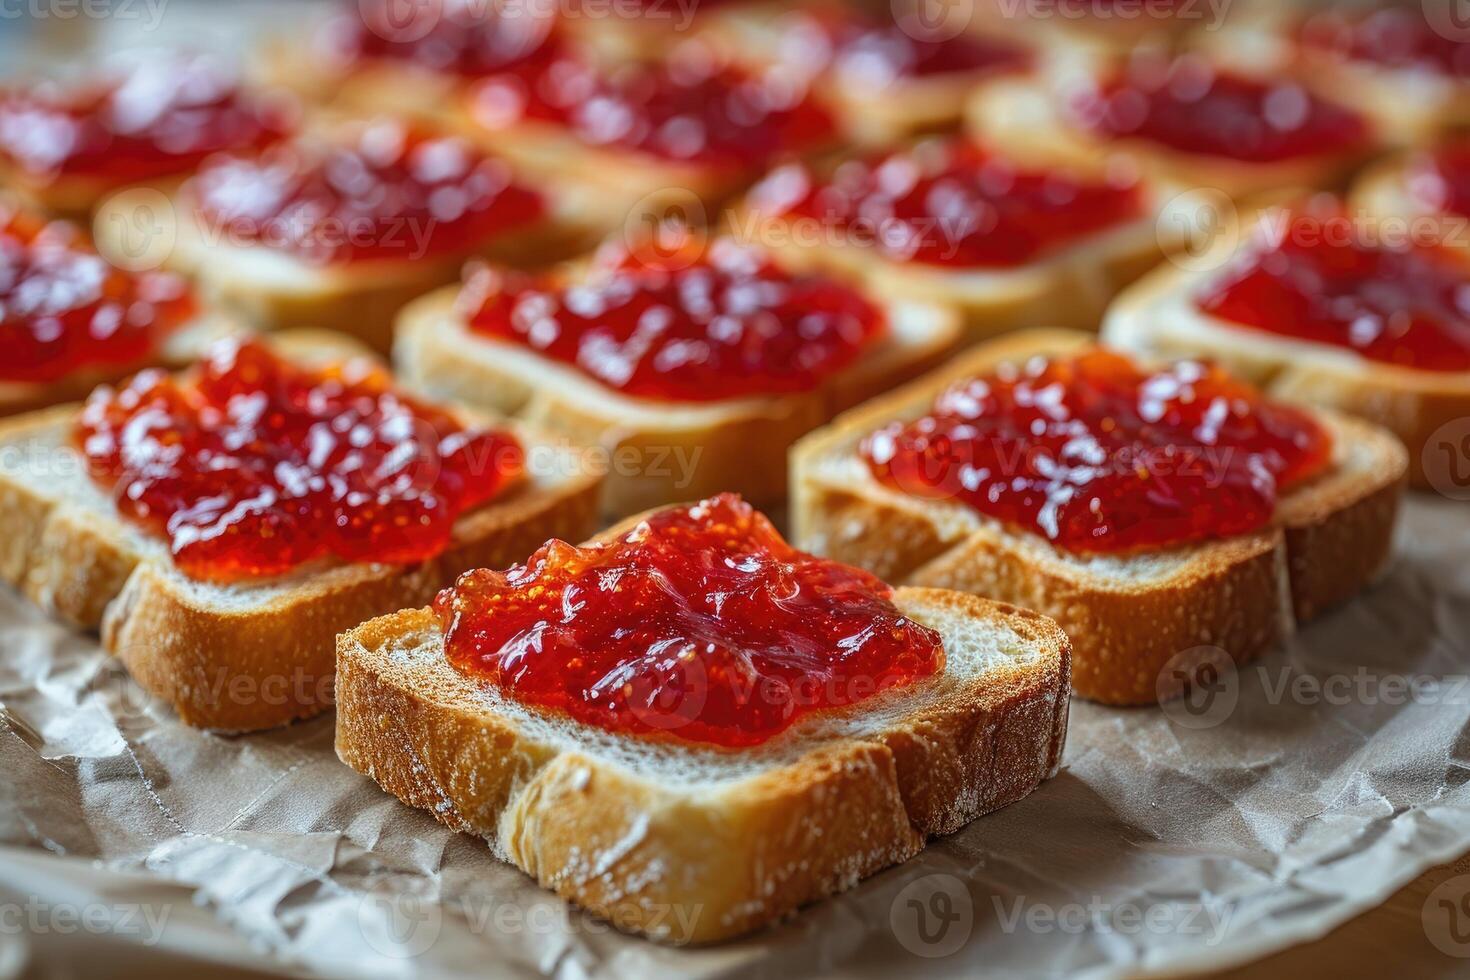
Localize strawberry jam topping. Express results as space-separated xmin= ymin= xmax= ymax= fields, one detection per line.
xmin=1071 ymin=54 xmax=1369 ymax=164
xmin=748 ymin=139 xmax=1143 ymax=268
xmin=436 ymin=493 xmax=944 ymax=747
xmin=463 ymin=236 xmax=885 ymax=401
xmin=469 ymin=46 xmax=834 ymax=171
xmin=0 ymin=52 xmax=293 ymax=186
xmin=1300 ymin=7 xmax=1470 ymax=79
xmin=0 ymin=208 xmax=195 ymax=384
xmin=778 ymin=8 xmax=1030 ymax=87
xmin=1409 ymin=140 xmax=1470 ymax=220
xmin=189 ymin=121 xmax=544 ymax=265
xmin=863 ymin=349 xmax=1332 ymax=554
xmin=321 ymin=0 xmax=563 ymax=79
xmin=76 ymin=339 xmax=522 ymax=582
xmin=1197 ymin=205 xmax=1470 ymax=372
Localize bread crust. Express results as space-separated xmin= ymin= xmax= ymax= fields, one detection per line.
xmin=789 ymin=328 xmax=1407 ymax=704
xmin=0 ymin=350 xmax=604 ymax=730
xmin=1103 ymin=232 xmax=1467 ymax=489
xmin=334 ymin=586 xmax=1070 ymax=943
xmin=394 ymin=284 xmax=960 ymax=516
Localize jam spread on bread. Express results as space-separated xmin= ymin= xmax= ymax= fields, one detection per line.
xmin=748 ymin=139 xmax=1143 ymax=268
xmin=322 ymin=0 xmax=562 ymax=78
xmin=462 ymin=236 xmax=885 ymax=401
xmin=0 ymin=53 xmax=292 ymax=186
xmin=1411 ymin=140 xmax=1470 ymax=220
xmin=862 ymin=349 xmax=1332 ymax=554
xmin=1197 ymin=205 xmax=1470 ymax=371
xmin=1070 ymin=54 xmax=1368 ymax=163
xmin=468 ymin=46 xmax=834 ymax=171
xmin=0 ymin=209 xmax=195 ymax=383
xmin=779 ymin=8 xmax=1030 ymax=86
xmin=1299 ymin=7 xmax=1470 ymax=79
xmin=77 ymin=339 xmax=522 ymax=582
xmin=436 ymin=492 xmax=944 ymax=747
xmin=189 ymin=122 xmax=544 ymax=265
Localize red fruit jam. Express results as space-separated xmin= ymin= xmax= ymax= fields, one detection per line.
xmin=747 ymin=139 xmax=1143 ymax=268
xmin=1409 ymin=140 xmax=1470 ymax=220
xmin=189 ymin=121 xmax=544 ymax=265
xmin=1197 ymin=206 xmax=1470 ymax=372
xmin=463 ymin=236 xmax=885 ymax=401
xmin=778 ymin=9 xmax=1030 ymax=87
xmin=1071 ymin=54 xmax=1369 ymax=164
xmin=0 ymin=52 xmax=293 ymax=186
xmin=0 ymin=208 xmax=195 ymax=384
xmin=1300 ymin=7 xmax=1470 ymax=79
xmin=436 ymin=492 xmax=944 ymax=747
xmin=77 ymin=339 xmax=523 ymax=582
xmin=862 ymin=349 xmax=1332 ymax=554
xmin=321 ymin=0 xmax=564 ymax=79
xmin=468 ymin=47 xmax=834 ymax=172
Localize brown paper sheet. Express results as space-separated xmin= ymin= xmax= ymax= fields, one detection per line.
xmin=3 ymin=495 xmax=1469 ymax=978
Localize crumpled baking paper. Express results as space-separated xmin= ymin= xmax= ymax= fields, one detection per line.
xmin=3 ymin=494 xmax=1470 ymax=979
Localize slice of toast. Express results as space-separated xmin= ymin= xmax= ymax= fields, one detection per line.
xmin=394 ymin=283 xmax=960 ymax=517
xmin=0 ymin=333 xmax=603 ymax=731
xmin=1102 ymin=223 xmax=1470 ymax=490
xmin=790 ymin=329 xmax=1407 ymax=705
xmin=336 ymin=582 xmax=1070 ymax=943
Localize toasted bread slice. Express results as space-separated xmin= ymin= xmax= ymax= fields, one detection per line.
xmin=965 ymin=59 xmax=1377 ymax=201
xmin=0 ymin=334 xmax=603 ymax=731
xmin=790 ymin=329 xmax=1407 ymax=705
xmin=727 ymin=157 xmax=1210 ymax=340
xmin=89 ymin=151 xmax=604 ymax=355
xmin=1103 ymin=228 xmax=1470 ymax=490
xmin=394 ymin=284 xmax=960 ymax=517
xmin=335 ymin=582 xmax=1070 ymax=943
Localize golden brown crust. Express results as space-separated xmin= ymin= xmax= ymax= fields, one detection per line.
xmin=334 ymin=587 xmax=1070 ymax=943
xmin=789 ymin=328 xmax=1407 ymax=704
xmin=395 ymin=286 xmax=960 ymax=517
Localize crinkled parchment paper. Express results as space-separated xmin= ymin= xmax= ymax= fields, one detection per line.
xmin=2 ymin=495 xmax=1469 ymax=979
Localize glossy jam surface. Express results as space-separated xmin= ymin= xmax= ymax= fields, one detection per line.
xmin=1198 ymin=208 xmax=1470 ymax=371
xmin=748 ymin=139 xmax=1143 ymax=268
xmin=463 ymin=237 xmax=885 ymax=401
xmin=469 ymin=47 xmax=834 ymax=170
xmin=863 ymin=350 xmax=1332 ymax=554
xmin=0 ymin=53 xmax=292 ymax=185
xmin=1071 ymin=54 xmax=1368 ymax=163
xmin=0 ymin=209 xmax=195 ymax=383
xmin=778 ymin=9 xmax=1030 ymax=87
xmin=190 ymin=122 xmax=544 ymax=265
xmin=322 ymin=0 xmax=563 ymax=78
xmin=1301 ymin=7 xmax=1470 ymax=79
xmin=436 ymin=493 xmax=944 ymax=747
xmin=77 ymin=340 xmax=522 ymax=582
xmin=1409 ymin=140 xmax=1470 ymax=220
